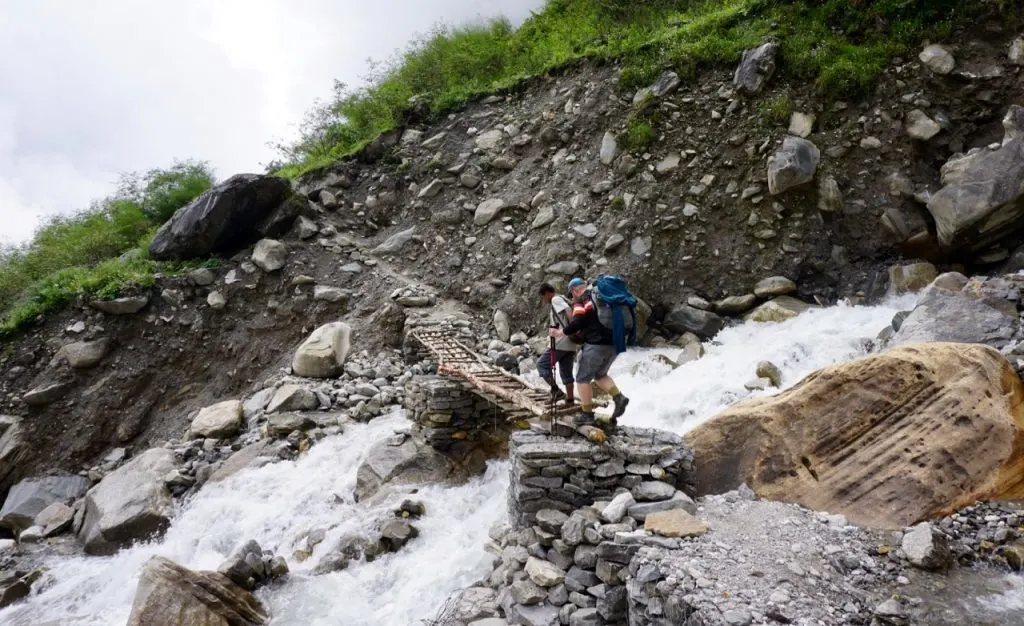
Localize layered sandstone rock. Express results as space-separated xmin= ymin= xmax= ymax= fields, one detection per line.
xmin=685 ymin=342 xmax=1024 ymax=528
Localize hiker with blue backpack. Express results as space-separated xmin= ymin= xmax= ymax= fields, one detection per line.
xmin=548 ymin=275 xmax=638 ymax=429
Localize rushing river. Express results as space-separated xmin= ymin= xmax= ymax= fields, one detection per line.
xmin=6 ymin=292 xmax=1020 ymax=625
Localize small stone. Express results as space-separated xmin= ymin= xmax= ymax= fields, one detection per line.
xmin=207 ymin=291 xmax=227 ymax=310
xmin=602 ymin=493 xmax=635 ymax=523
xmin=860 ymin=136 xmax=883 ymax=150
xmin=656 ymin=153 xmax=680 ymax=175
xmin=754 ymin=276 xmax=796 ymax=298
xmin=252 ymin=239 xmax=287 ymax=272
xmin=314 ymin=286 xmax=349 ymax=303
xmin=599 ymin=131 xmax=619 ymax=166
xmin=511 ymin=579 xmax=546 ymax=605
xmin=788 ymin=112 xmax=815 ymax=138
xmin=906 ymin=109 xmax=941 ymax=141
xmin=631 ymin=481 xmax=676 ymax=502
xmin=723 ymin=608 xmax=753 ymax=626
xmin=756 ymin=361 xmax=782 ymax=387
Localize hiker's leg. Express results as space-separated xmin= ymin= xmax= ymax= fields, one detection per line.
xmin=537 ymin=348 xmax=558 ymax=391
xmin=574 ymin=345 xmax=602 ymax=423
xmin=591 ymin=348 xmax=629 ymax=419
xmin=556 ymin=351 xmax=575 ymax=401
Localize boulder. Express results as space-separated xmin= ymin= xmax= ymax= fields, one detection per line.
xmin=663 ymin=305 xmax=725 ymax=339
xmin=78 ymin=448 xmax=177 ymax=555
xmin=266 ymin=413 xmax=317 ymax=438
xmin=373 ymin=227 xmax=417 ymax=255
xmin=901 ymin=522 xmax=953 ymax=570
xmin=35 ymin=502 xmax=75 ymax=536
xmin=754 ymin=276 xmax=796 ymax=298
xmin=52 ymin=338 xmax=111 ymax=369
xmin=906 ymin=110 xmax=941 ymax=141
xmin=188 ymin=400 xmax=244 ymax=439
xmin=475 ymin=199 xmax=510 ymax=226
xmin=90 ymin=296 xmax=149 ymax=315
xmin=733 ymin=42 xmax=779 ymax=94
xmin=892 ymin=273 xmax=1017 ymax=349
xmin=251 ymin=239 xmax=287 ymax=272
xmin=768 ymin=137 xmax=820 ymax=195
xmin=127 ymin=556 xmax=267 ymax=626
xmin=266 ymin=385 xmax=318 ymax=413
xmin=685 ymin=342 xmax=1024 ymax=528
xmin=354 ymin=434 xmax=453 ymax=502
xmin=926 ymin=106 xmax=1024 ymax=252
xmin=919 ymin=44 xmax=955 ymax=74
xmin=743 ymin=296 xmax=812 ymax=323
xmin=207 ymin=441 xmax=274 ymax=485
xmin=714 ymin=294 xmax=756 ymax=315
xmin=0 ymin=475 xmax=89 ymax=533
xmin=149 ymin=173 xmax=295 ymax=261
xmin=887 ymin=262 xmax=938 ymax=295
xmin=756 ymin=361 xmax=783 ymax=388
xmin=380 ymin=519 xmax=419 ymax=552
xmin=0 ymin=416 xmax=28 ymax=492
xmin=291 ymin=322 xmax=352 ymax=378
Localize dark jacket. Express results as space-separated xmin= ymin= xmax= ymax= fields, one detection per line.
xmin=562 ymin=291 xmax=613 ymax=345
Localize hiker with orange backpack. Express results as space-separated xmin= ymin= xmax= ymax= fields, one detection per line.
xmin=549 ymin=275 xmax=636 ymax=428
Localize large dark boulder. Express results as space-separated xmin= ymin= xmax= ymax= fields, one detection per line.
xmin=149 ymin=174 xmax=298 ymax=261
xmin=663 ymin=305 xmax=725 ymax=339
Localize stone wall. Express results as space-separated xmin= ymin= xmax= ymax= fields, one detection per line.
xmin=508 ymin=427 xmax=696 ymax=528
xmin=404 ymin=375 xmax=513 ymax=452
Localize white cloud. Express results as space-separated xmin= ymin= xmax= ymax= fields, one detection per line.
xmin=0 ymin=0 xmax=543 ymax=244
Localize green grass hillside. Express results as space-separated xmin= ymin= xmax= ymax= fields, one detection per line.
xmin=275 ymin=0 xmax=1014 ymax=178
xmin=0 ymin=161 xmax=215 ymax=339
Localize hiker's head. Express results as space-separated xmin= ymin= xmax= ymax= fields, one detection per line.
xmin=568 ymin=277 xmax=586 ymax=298
xmin=538 ymin=283 xmax=557 ymax=303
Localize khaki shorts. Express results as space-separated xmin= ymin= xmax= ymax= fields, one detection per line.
xmin=576 ymin=344 xmax=617 ymax=383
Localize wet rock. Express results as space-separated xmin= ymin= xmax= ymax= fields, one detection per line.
xmin=756 ymin=361 xmax=783 ymax=387
xmin=906 ymin=109 xmax=941 ymax=141
xmin=188 ymin=400 xmax=244 ymax=439
xmin=919 ymin=44 xmax=955 ymax=74
xmin=475 ymin=198 xmax=510 ymax=226
xmin=733 ymin=42 xmax=779 ymax=94
xmin=754 ymin=276 xmax=796 ymax=298
xmin=663 ymin=305 xmax=725 ymax=339
xmin=128 ymin=555 xmax=267 ymax=625
xmin=0 ymin=475 xmax=89 ymax=533
xmin=902 ymin=522 xmax=953 ymax=570
xmin=743 ymin=296 xmax=811 ymax=323
xmin=53 ymin=338 xmax=111 ymax=369
xmin=768 ymin=137 xmax=820 ymax=195
xmin=292 ymin=322 xmax=352 ymax=378
xmin=380 ymin=519 xmax=419 ymax=551
xmin=90 ymin=296 xmax=149 ymax=315
xmin=267 ymin=413 xmax=317 ymax=438
xmin=149 ymin=173 xmax=294 ymax=261
xmin=715 ymin=294 xmax=756 ymax=315
xmin=79 ymin=448 xmax=176 ymax=555
xmin=892 ymin=274 xmax=1016 ymax=348
xmin=267 ymin=385 xmax=318 ymax=413
xmin=685 ymin=343 xmax=1024 ymax=528
xmin=373 ymin=227 xmax=417 ymax=255
xmin=887 ymin=262 xmax=938 ymax=295
xmin=355 ymin=435 xmax=453 ymax=501
xmin=251 ymin=239 xmax=287 ymax=272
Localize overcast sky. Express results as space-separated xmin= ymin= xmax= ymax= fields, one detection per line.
xmin=0 ymin=0 xmax=543 ymax=244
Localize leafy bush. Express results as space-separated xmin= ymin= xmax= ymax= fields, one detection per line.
xmin=0 ymin=160 xmax=215 ymax=336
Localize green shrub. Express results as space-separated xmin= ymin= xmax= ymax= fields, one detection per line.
xmin=620 ymin=116 xmax=658 ymax=151
xmin=0 ymin=160 xmax=215 ymax=337
xmin=276 ymin=0 xmax=1012 ymax=177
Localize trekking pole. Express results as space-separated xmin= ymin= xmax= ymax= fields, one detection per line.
xmin=548 ymin=332 xmax=557 ymax=432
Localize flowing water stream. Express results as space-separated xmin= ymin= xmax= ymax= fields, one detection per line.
xmin=3 ymin=293 xmax=1021 ymax=624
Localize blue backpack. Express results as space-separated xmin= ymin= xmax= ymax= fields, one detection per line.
xmin=590 ymin=274 xmax=638 ymax=354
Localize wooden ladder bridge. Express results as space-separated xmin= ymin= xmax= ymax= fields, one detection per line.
xmin=407 ymin=328 xmax=609 ymax=442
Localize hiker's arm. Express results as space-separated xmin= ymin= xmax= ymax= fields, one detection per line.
xmin=554 ymin=307 xmax=588 ymax=336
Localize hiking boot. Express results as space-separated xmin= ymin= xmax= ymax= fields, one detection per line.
xmin=572 ymin=412 xmax=596 ymax=427
xmin=550 ymin=387 xmax=566 ymax=403
xmin=611 ymin=394 xmax=630 ymax=419
xmin=597 ymin=415 xmax=618 ymax=434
